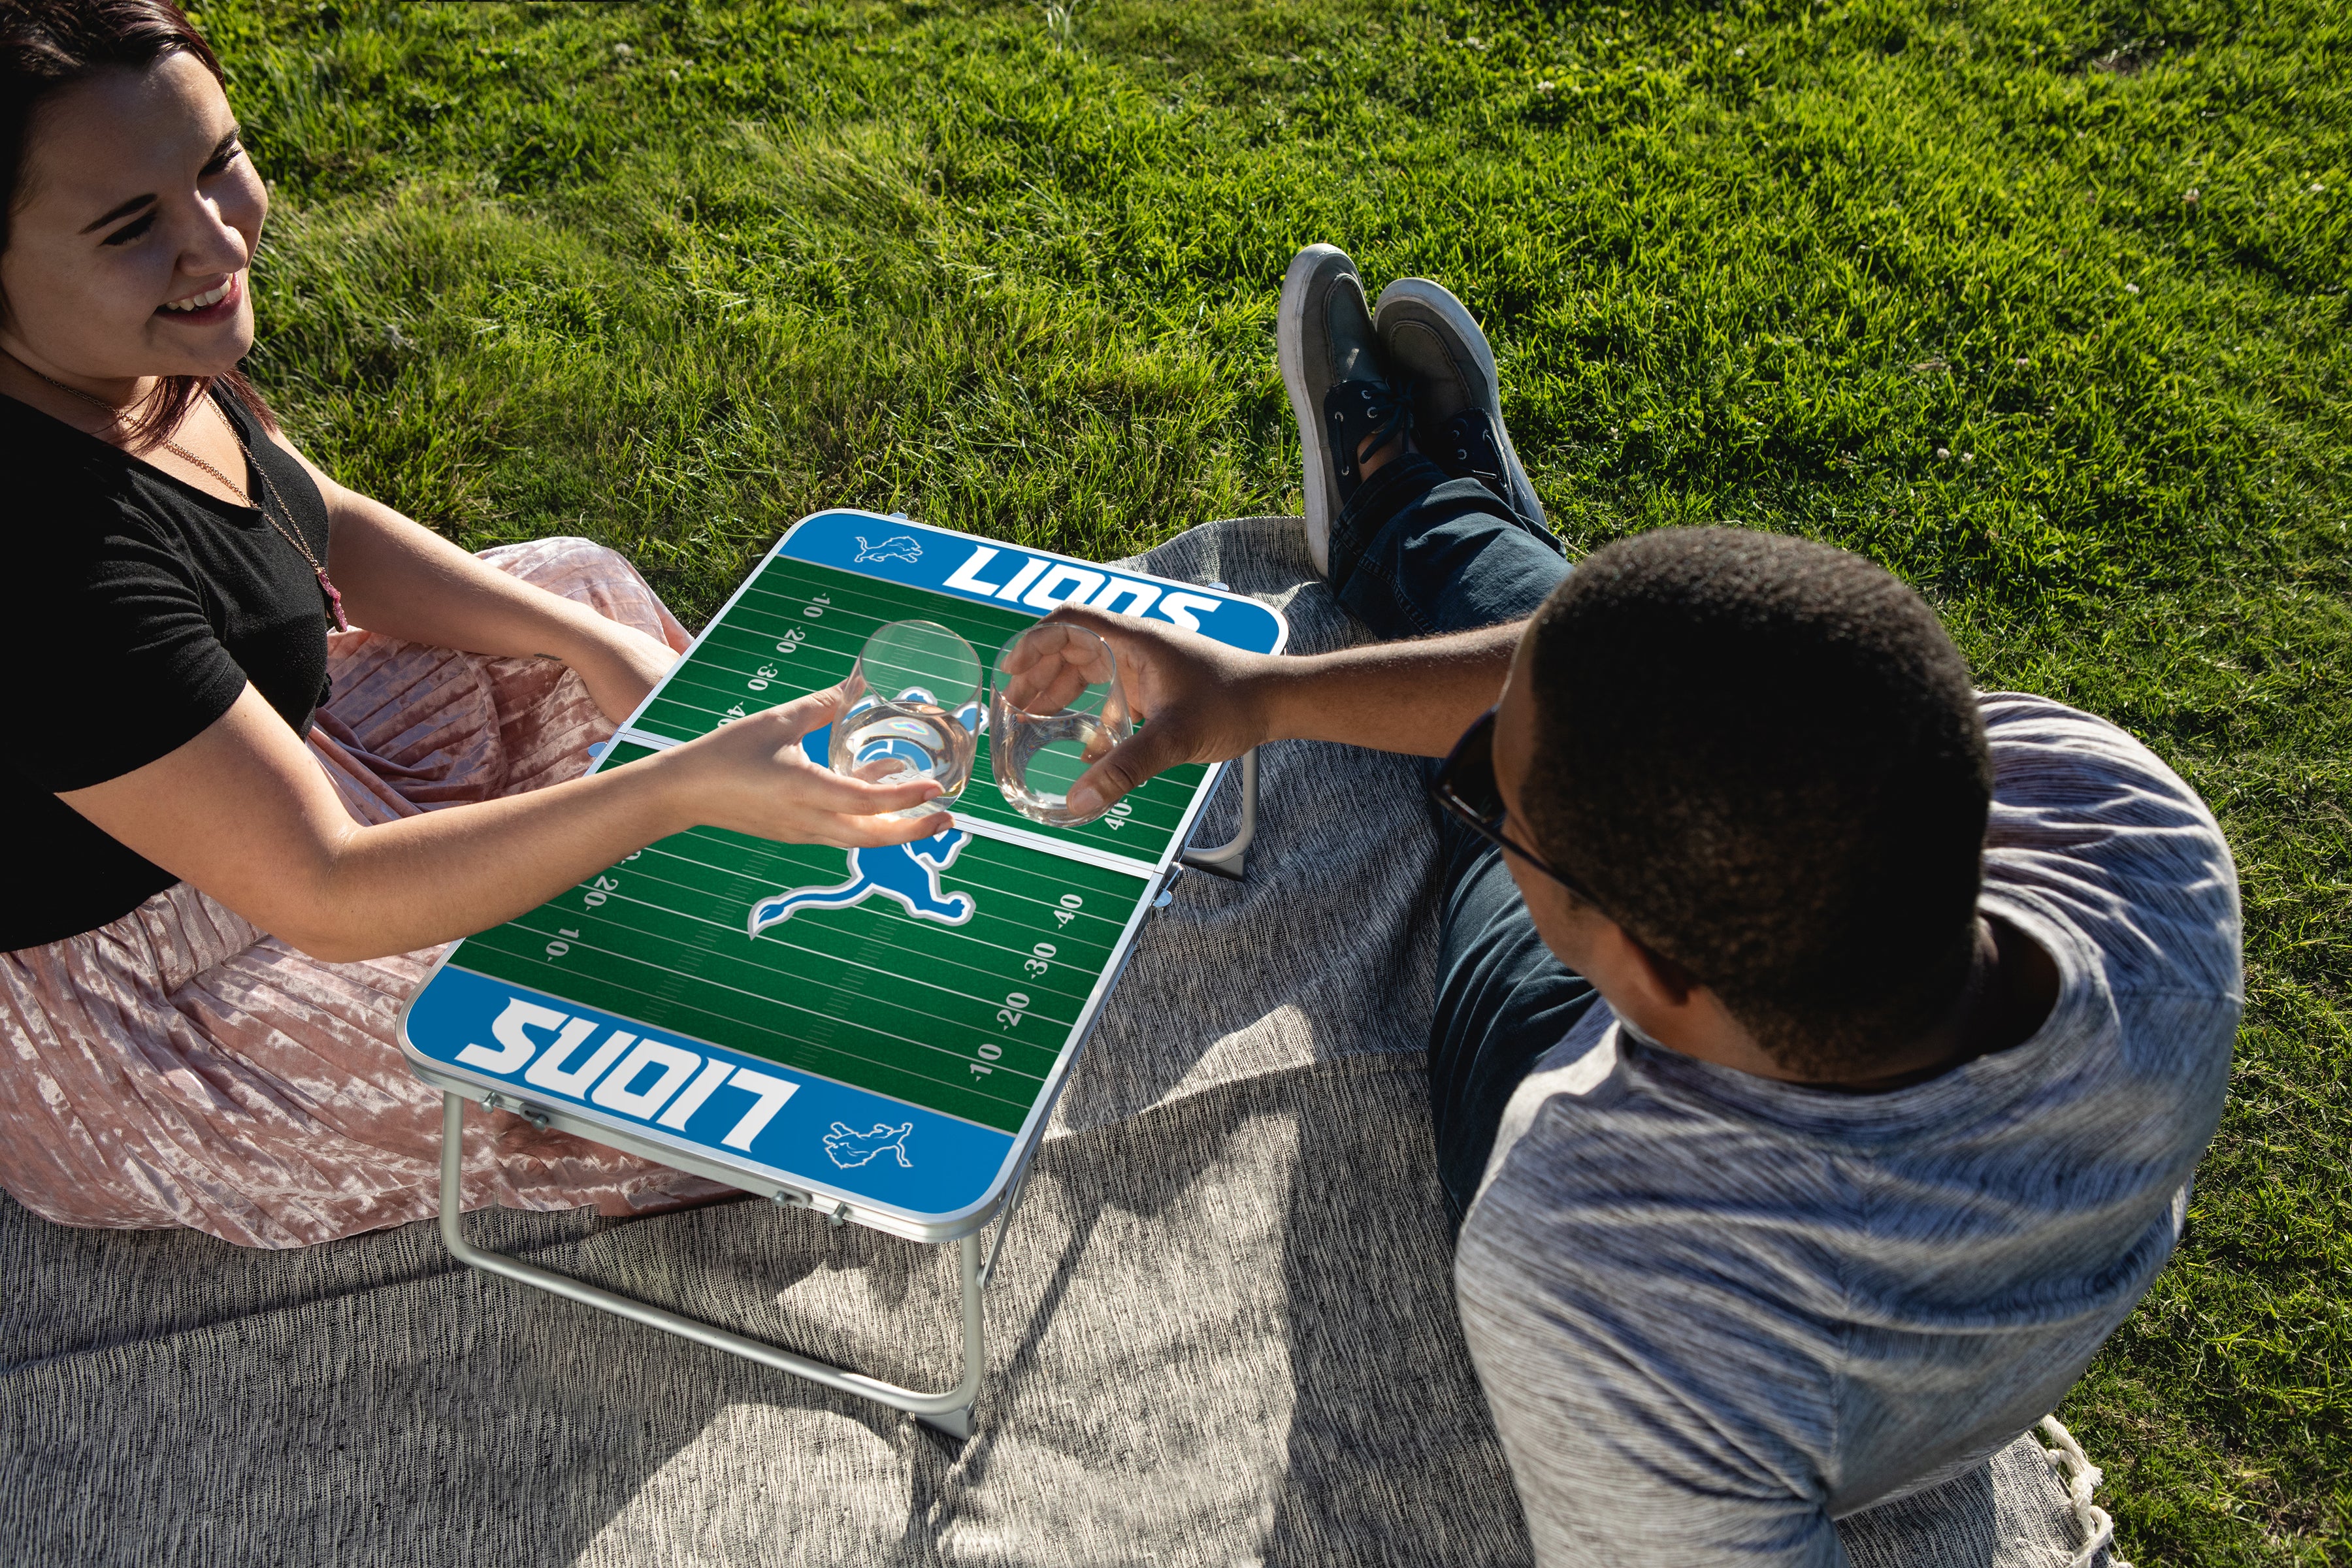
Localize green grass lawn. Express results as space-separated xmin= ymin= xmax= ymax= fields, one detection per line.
xmin=198 ymin=1 xmax=2346 ymax=1560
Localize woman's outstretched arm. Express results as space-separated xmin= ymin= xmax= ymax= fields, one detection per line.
xmin=280 ymin=437 xmax=681 ymax=723
xmin=59 ymin=682 xmax=949 ymax=962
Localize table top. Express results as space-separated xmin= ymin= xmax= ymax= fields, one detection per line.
xmin=400 ymin=511 xmax=1287 ymax=1241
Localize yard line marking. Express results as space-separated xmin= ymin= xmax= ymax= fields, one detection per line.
xmin=442 ymin=964 xmax=1036 ymax=1134
xmin=465 ymin=936 xmax=1054 ymax=1098
xmin=542 ymin=875 xmax=1098 ymax=1015
xmin=637 ymin=829 xmax=1137 ymax=936
xmin=500 ymin=892 xmax=1085 ymax=1034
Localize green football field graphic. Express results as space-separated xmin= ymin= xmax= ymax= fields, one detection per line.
xmin=454 ymin=743 xmax=1146 ymax=1132
xmin=429 ymin=523 xmax=1276 ymax=1144
xmin=627 ymin=555 xmax=1206 ymax=866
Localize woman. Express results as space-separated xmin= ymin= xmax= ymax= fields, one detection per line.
xmin=0 ymin=0 xmax=948 ymax=1247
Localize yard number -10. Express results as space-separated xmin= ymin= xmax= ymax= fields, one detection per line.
xmin=972 ymin=990 xmax=1029 ymax=1079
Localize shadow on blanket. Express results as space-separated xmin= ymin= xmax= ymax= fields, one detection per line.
xmin=0 ymin=519 xmax=2106 ymax=1567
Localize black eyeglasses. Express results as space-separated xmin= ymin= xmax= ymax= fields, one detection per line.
xmin=1426 ymin=706 xmax=1603 ymax=907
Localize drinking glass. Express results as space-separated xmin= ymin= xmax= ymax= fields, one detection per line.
xmin=830 ymin=620 xmax=982 ymax=816
xmin=990 ymin=623 xmax=1132 ymax=826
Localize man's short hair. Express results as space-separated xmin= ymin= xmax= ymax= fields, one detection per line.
xmin=1520 ymin=527 xmax=1991 ymax=1078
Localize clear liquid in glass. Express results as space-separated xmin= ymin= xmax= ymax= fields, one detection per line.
xmin=991 ymin=703 xmax=1122 ymax=826
xmin=831 ymin=696 xmax=975 ymax=817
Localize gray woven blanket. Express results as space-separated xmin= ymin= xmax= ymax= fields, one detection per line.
xmin=0 ymin=517 xmax=2106 ymax=1566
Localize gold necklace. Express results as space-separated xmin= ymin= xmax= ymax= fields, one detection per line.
xmin=15 ymin=362 xmax=348 ymax=631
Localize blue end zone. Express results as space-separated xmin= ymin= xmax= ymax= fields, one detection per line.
xmin=779 ymin=511 xmax=1287 ymax=656
xmin=406 ymin=966 xmax=1015 ymax=1220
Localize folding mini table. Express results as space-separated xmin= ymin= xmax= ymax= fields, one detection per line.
xmin=399 ymin=510 xmax=1287 ymax=1437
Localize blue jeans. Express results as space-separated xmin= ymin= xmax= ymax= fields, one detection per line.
xmin=1329 ymin=457 xmax=1601 ymax=1236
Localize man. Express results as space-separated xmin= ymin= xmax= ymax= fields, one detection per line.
xmin=1049 ymin=244 xmax=2238 ymax=1564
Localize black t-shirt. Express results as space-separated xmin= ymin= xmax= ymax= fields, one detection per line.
xmin=0 ymin=387 xmax=336 ymax=949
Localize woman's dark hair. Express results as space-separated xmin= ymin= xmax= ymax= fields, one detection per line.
xmin=0 ymin=0 xmax=272 ymax=446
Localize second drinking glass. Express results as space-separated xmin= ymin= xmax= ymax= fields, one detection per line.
xmin=990 ymin=623 xmax=1133 ymax=826
xmin=830 ymin=619 xmax=982 ymax=817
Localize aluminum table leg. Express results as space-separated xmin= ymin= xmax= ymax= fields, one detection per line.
xmin=436 ymin=1092 xmax=983 ymax=1438
xmin=1180 ymin=747 xmax=1258 ymax=879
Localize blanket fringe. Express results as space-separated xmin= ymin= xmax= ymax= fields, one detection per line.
xmin=2038 ymin=1414 xmax=2131 ymax=1568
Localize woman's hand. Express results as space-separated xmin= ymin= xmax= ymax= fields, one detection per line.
xmin=653 ymin=681 xmax=958 ymax=847
xmin=563 ymin=618 xmax=683 ymax=726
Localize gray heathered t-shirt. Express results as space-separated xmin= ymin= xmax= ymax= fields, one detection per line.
xmin=1454 ymin=693 xmax=2240 ymax=1567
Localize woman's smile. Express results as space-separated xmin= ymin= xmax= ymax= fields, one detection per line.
xmin=156 ymin=269 xmax=242 ymax=325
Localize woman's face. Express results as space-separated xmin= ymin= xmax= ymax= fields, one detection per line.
xmin=0 ymin=49 xmax=265 ymax=389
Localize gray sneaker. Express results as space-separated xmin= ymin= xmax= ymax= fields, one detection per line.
xmin=1373 ymin=278 xmax=1556 ymax=546
xmin=1278 ymin=244 xmax=1408 ymax=575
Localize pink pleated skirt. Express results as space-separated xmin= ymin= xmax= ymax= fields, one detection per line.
xmin=0 ymin=537 xmax=729 ymax=1249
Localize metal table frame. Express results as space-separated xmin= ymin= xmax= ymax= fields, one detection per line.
xmin=428 ymin=755 xmax=1258 ymax=1440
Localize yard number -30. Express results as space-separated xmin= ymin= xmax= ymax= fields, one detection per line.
xmin=972 ymin=896 xmax=1086 ymax=1078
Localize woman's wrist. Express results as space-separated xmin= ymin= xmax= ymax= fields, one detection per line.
xmin=532 ymin=596 xmax=630 ymax=668
xmin=612 ymin=740 xmax=702 ymax=841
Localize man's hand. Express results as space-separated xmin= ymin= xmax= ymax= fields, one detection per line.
xmin=1040 ymin=602 xmax=1527 ymax=817
xmin=1040 ymin=604 xmax=1278 ymax=819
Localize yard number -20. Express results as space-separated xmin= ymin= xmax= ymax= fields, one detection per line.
xmin=970 ymin=896 xmax=1084 ymax=1077
xmin=972 ymin=990 xmax=1028 ymax=1079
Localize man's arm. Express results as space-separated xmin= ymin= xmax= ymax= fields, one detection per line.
xmin=1043 ymin=603 xmax=1524 ymax=819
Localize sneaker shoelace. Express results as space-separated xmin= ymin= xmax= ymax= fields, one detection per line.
xmin=1327 ymin=374 xmax=1416 ymax=484
xmin=1437 ymin=409 xmax=1509 ymax=490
